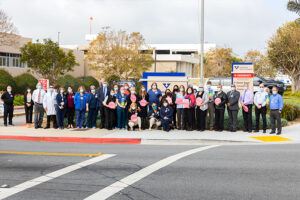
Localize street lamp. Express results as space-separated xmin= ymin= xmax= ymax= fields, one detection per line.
xmin=199 ymin=0 xmax=205 ymax=84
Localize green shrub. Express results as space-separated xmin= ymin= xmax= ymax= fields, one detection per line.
xmin=14 ymin=73 xmax=38 ymax=94
xmin=13 ymin=95 xmax=24 ymax=106
xmin=0 ymin=69 xmax=16 ymax=92
xmin=281 ymin=103 xmax=299 ymax=121
xmin=57 ymin=75 xmax=82 ymax=91
xmin=77 ymin=76 xmax=99 ymax=89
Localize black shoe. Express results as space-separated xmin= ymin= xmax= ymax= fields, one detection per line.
xmin=276 ymin=132 xmax=281 ymax=135
xmin=44 ymin=127 xmax=50 ymax=129
xmin=263 ymin=130 xmax=266 ymax=133
xmin=243 ymin=129 xmax=248 ymax=132
xmin=269 ymin=131 xmax=275 ymax=134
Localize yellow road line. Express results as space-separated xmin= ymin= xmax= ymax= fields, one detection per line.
xmin=0 ymin=151 xmax=103 ymax=157
xmin=251 ymin=136 xmax=291 ymax=142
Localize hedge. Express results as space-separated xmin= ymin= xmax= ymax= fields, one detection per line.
xmin=77 ymin=76 xmax=99 ymax=89
xmin=0 ymin=69 xmax=16 ymax=92
xmin=14 ymin=73 xmax=38 ymax=94
xmin=56 ymin=75 xmax=82 ymax=91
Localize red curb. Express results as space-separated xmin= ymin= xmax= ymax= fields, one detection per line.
xmin=0 ymin=135 xmax=141 ymax=144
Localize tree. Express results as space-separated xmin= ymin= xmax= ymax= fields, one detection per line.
xmin=244 ymin=50 xmax=276 ymax=77
xmin=204 ymin=48 xmax=237 ymax=77
xmin=20 ymin=39 xmax=78 ymax=83
xmin=0 ymin=9 xmax=20 ymax=46
xmin=267 ymin=21 xmax=300 ymax=93
xmin=86 ymin=29 xmax=153 ymax=81
xmin=287 ymin=0 xmax=300 ymax=22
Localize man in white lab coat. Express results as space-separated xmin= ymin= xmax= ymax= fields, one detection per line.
xmin=43 ymin=85 xmax=57 ymax=129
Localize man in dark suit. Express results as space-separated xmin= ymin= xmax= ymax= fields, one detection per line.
xmin=227 ymin=84 xmax=240 ymax=132
xmin=1 ymin=85 xmax=15 ymax=126
xmin=97 ymin=81 xmax=110 ymax=129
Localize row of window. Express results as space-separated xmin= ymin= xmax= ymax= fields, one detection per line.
xmin=0 ymin=54 xmax=26 ymax=68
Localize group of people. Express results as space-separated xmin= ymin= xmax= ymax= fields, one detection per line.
xmin=1 ymin=80 xmax=284 ymax=134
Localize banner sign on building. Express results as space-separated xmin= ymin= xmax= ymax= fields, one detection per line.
xmin=38 ymin=79 xmax=49 ymax=91
xmin=232 ymin=63 xmax=254 ymax=92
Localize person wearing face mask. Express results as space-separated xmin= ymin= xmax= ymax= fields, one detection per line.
xmin=138 ymin=86 xmax=149 ymax=129
xmin=185 ymin=87 xmax=196 ymax=131
xmin=116 ymin=87 xmax=127 ymax=129
xmin=103 ymin=90 xmax=117 ymax=130
xmin=128 ymin=102 xmax=142 ymax=131
xmin=113 ymin=84 xmax=119 ymax=94
xmin=123 ymin=83 xmax=131 ymax=96
xmin=32 ymin=83 xmax=46 ymax=129
xmin=55 ymin=87 xmax=67 ymax=129
xmin=24 ymin=88 xmax=34 ymax=124
xmin=175 ymin=85 xmax=186 ymax=130
xmin=43 ymin=85 xmax=57 ymax=129
xmin=240 ymin=83 xmax=254 ymax=133
xmin=74 ymin=86 xmax=89 ymax=129
xmin=172 ymin=85 xmax=179 ymax=128
xmin=1 ymin=85 xmax=15 ymax=126
xmin=226 ymin=84 xmax=240 ymax=132
xmin=269 ymin=86 xmax=283 ymax=135
xmin=97 ymin=81 xmax=110 ymax=129
xmin=148 ymin=82 xmax=162 ymax=110
xmin=66 ymin=87 xmax=75 ymax=128
xmin=195 ymin=85 xmax=209 ymax=131
xmin=254 ymin=83 xmax=269 ymax=133
xmin=148 ymin=103 xmax=161 ymax=130
xmin=159 ymin=100 xmax=173 ymax=132
xmin=206 ymin=81 xmax=215 ymax=131
xmin=87 ymin=87 xmax=99 ymax=129
xmin=213 ymin=84 xmax=227 ymax=132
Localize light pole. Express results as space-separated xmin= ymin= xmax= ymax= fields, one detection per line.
xmin=199 ymin=0 xmax=205 ymax=84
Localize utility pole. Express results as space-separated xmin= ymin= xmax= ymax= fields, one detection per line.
xmin=199 ymin=0 xmax=205 ymax=84
xmin=57 ymin=32 xmax=60 ymax=45
xmin=89 ymin=17 xmax=93 ymax=34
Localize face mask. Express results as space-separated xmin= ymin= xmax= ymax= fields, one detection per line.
xmin=27 ymin=89 xmax=31 ymax=93
xmin=163 ymin=103 xmax=168 ymax=107
xmin=80 ymin=89 xmax=84 ymax=93
xmin=272 ymin=90 xmax=278 ymax=95
xmin=131 ymin=91 xmax=135 ymax=94
xmin=180 ymin=88 xmax=184 ymax=92
xmin=110 ymin=92 xmax=114 ymax=96
xmin=124 ymin=86 xmax=129 ymax=90
xmin=152 ymin=85 xmax=157 ymax=89
xmin=199 ymin=88 xmax=204 ymax=92
xmin=91 ymin=89 xmax=96 ymax=94
xmin=120 ymin=90 xmax=125 ymax=94
xmin=259 ymin=88 xmax=264 ymax=92
xmin=152 ymin=105 xmax=157 ymax=110
xmin=114 ymin=87 xmax=118 ymax=91
xmin=174 ymin=88 xmax=178 ymax=91
xmin=68 ymin=89 xmax=72 ymax=93
xmin=7 ymin=88 xmax=12 ymax=93
xmin=141 ymin=88 xmax=145 ymax=91
xmin=48 ymin=88 xmax=53 ymax=93
xmin=231 ymin=87 xmax=236 ymax=91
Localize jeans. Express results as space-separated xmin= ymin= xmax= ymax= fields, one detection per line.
xmin=3 ymin=104 xmax=13 ymax=125
xmin=117 ymin=107 xmax=126 ymax=129
xmin=76 ymin=109 xmax=86 ymax=128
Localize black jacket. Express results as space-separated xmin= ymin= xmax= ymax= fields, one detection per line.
xmin=97 ymin=86 xmax=110 ymax=107
xmin=213 ymin=91 xmax=227 ymax=110
xmin=1 ymin=92 xmax=14 ymax=106
xmin=226 ymin=90 xmax=240 ymax=111
xmin=24 ymin=92 xmax=34 ymax=107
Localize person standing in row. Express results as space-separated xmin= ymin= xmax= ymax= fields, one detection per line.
xmin=148 ymin=82 xmax=162 ymax=110
xmin=269 ymin=86 xmax=283 ymax=135
xmin=206 ymin=81 xmax=215 ymax=131
xmin=226 ymin=84 xmax=240 ymax=132
xmin=43 ymin=85 xmax=57 ymax=129
xmin=195 ymin=85 xmax=208 ymax=131
xmin=185 ymin=87 xmax=196 ymax=131
xmin=56 ymin=87 xmax=67 ymax=129
xmin=32 ymin=83 xmax=45 ymax=129
xmin=66 ymin=87 xmax=75 ymax=128
xmin=240 ymin=83 xmax=254 ymax=133
xmin=116 ymin=87 xmax=127 ymax=129
xmin=1 ymin=85 xmax=14 ymax=126
xmin=103 ymin=90 xmax=117 ymax=130
xmin=172 ymin=85 xmax=179 ymax=128
xmin=138 ymin=86 xmax=149 ymax=130
xmin=176 ymin=85 xmax=185 ymax=130
xmin=24 ymin=88 xmax=34 ymax=124
xmin=254 ymin=83 xmax=268 ymax=133
xmin=87 ymin=87 xmax=99 ymax=129
xmin=74 ymin=86 xmax=89 ymax=129
xmin=97 ymin=81 xmax=110 ymax=129
xmin=213 ymin=84 xmax=227 ymax=132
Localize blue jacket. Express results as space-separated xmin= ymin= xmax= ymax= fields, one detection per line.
xmin=159 ymin=106 xmax=173 ymax=121
xmin=56 ymin=93 xmax=67 ymax=109
xmin=148 ymin=89 xmax=162 ymax=105
xmin=270 ymin=94 xmax=283 ymax=111
xmin=88 ymin=93 xmax=99 ymax=109
xmin=74 ymin=92 xmax=88 ymax=111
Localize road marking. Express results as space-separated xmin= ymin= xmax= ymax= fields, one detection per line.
xmin=251 ymin=136 xmax=291 ymax=142
xmin=0 ymin=154 xmax=116 ymax=200
xmin=84 ymin=145 xmax=219 ymax=200
xmin=0 ymin=151 xmax=102 ymax=157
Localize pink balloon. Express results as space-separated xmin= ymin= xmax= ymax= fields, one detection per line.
xmin=130 ymin=95 xmax=137 ymax=103
xmin=108 ymin=102 xmax=116 ymax=109
xmin=214 ymin=98 xmax=221 ymax=105
xmin=139 ymin=99 xmax=148 ymax=107
xmin=183 ymin=99 xmax=190 ymax=108
xmin=196 ymin=97 xmax=203 ymax=106
xmin=175 ymin=98 xmax=183 ymax=104
xmin=243 ymin=105 xmax=249 ymax=113
xmin=131 ymin=114 xmax=138 ymax=122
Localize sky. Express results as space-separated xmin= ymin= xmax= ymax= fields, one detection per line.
xmin=0 ymin=0 xmax=297 ymax=56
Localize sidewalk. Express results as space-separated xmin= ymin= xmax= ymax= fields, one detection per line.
xmin=0 ymin=123 xmax=299 ymax=145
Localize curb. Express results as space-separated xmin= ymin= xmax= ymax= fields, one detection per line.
xmin=0 ymin=135 xmax=141 ymax=144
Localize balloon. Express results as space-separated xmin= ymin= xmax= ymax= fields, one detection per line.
xmin=196 ymin=97 xmax=203 ymax=106
xmin=175 ymin=98 xmax=183 ymax=104
xmin=183 ymin=99 xmax=190 ymax=108
xmin=243 ymin=105 xmax=249 ymax=113
xmin=139 ymin=99 xmax=148 ymax=107
xmin=214 ymin=98 xmax=221 ymax=105
xmin=131 ymin=114 xmax=138 ymax=122
xmin=108 ymin=102 xmax=116 ymax=109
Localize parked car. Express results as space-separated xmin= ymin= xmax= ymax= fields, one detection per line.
xmin=204 ymin=77 xmax=232 ymax=93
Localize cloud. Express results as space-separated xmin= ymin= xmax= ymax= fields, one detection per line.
xmin=0 ymin=0 xmax=297 ymax=55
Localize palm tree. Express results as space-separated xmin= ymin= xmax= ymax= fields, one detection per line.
xmin=288 ymin=0 xmax=300 ymax=21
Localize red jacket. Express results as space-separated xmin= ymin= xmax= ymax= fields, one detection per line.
xmin=185 ymin=93 xmax=196 ymax=107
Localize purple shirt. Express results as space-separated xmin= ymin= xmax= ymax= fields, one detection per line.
xmin=240 ymin=89 xmax=254 ymax=105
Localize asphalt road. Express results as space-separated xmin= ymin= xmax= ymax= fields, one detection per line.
xmin=0 ymin=141 xmax=299 ymax=200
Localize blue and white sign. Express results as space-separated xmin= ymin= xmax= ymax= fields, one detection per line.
xmin=163 ymin=83 xmax=171 ymax=89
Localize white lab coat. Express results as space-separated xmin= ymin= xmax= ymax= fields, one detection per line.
xmin=43 ymin=91 xmax=57 ymax=115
